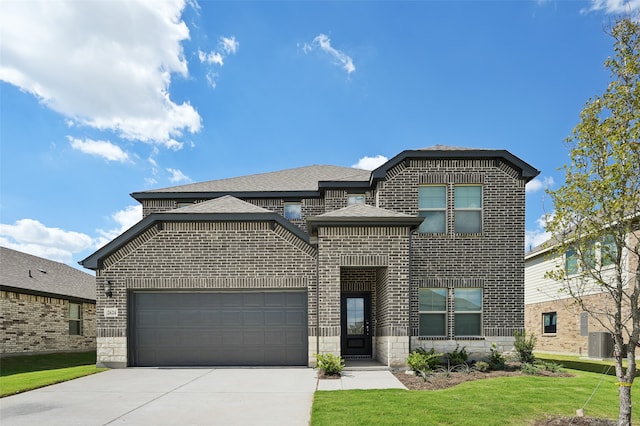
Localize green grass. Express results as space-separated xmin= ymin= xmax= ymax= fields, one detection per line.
xmin=0 ymin=351 xmax=106 ymax=397
xmin=311 ymin=370 xmax=639 ymax=425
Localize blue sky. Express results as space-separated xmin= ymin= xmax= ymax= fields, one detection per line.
xmin=1 ymin=0 xmax=636 ymax=269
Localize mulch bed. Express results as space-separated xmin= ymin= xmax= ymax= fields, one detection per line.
xmin=392 ymin=367 xmax=615 ymax=426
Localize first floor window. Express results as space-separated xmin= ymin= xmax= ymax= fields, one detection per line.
xmin=69 ymin=303 xmax=82 ymax=336
xmin=454 ymin=288 xmax=483 ymax=336
xmin=419 ymin=288 xmax=447 ymax=336
xmin=284 ymin=202 xmax=302 ymax=220
xmin=543 ymin=312 xmax=557 ymax=334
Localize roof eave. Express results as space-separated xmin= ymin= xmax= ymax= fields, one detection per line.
xmin=307 ymin=216 xmax=424 ymax=234
xmin=131 ymin=190 xmax=322 ymax=201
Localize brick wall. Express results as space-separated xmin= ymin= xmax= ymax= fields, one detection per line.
xmin=0 ymin=291 xmax=96 ymax=355
xmin=95 ymin=220 xmax=316 ymax=366
xmin=315 ymin=225 xmax=411 ymax=361
xmin=377 ymin=158 xmax=527 ymax=354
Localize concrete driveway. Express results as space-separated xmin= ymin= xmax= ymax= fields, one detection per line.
xmin=0 ymin=368 xmax=318 ymax=426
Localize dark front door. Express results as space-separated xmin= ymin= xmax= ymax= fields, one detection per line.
xmin=341 ymin=293 xmax=372 ymax=357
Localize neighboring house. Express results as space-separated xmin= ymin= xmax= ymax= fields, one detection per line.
xmin=1 ymin=247 xmax=96 ymax=356
xmin=80 ymin=146 xmax=539 ymax=368
xmin=524 ymin=227 xmax=639 ymax=358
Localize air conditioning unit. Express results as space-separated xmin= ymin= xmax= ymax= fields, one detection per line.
xmin=588 ymin=332 xmax=614 ymax=358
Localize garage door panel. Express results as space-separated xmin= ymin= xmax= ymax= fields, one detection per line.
xmin=132 ymin=291 xmax=307 ymax=366
xmin=243 ymin=310 xmax=264 ymax=325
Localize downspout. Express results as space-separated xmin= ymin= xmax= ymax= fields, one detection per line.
xmin=316 ymin=240 xmax=320 ymax=357
xmin=408 ymin=229 xmax=414 ymax=355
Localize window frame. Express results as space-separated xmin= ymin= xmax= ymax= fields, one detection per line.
xmin=69 ymin=302 xmax=82 ymax=336
xmin=418 ymin=288 xmax=448 ymax=337
xmin=283 ymin=202 xmax=302 ymax=220
xmin=346 ymin=194 xmax=366 ymax=206
xmin=454 ymin=184 xmax=483 ymax=234
xmin=542 ymin=312 xmax=557 ymax=334
xmin=417 ymin=185 xmax=447 ymax=234
xmin=565 ymin=246 xmax=579 ymax=276
xmin=453 ymin=288 xmax=483 ymax=337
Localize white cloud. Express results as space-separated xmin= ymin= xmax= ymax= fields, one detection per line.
xmin=198 ymin=50 xmax=224 ymax=66
xmin=303 ymin=34 xmax=356 ymax=74
xmin=0 ymin=0 xmax=201 ymax=146
xmin=95 ymin=205 xmax=143 ymax=248
xmin=198 ymin=35 xmax=238 ymax=89
xmin=167 ymin=167 xmax=191 ymax=183
xmin=525 ymin=213 xmax=552 ymax=252
xmin=585 ymin=0 xmax=640 ymax=13
xmin=525 ymin=176 xmax=555 ymax=194
xmin=220 ymin=36 xmax=239 ymax=54
xmin=352 ymin=155 xmax=388 ymax=170
xmin=68 ymin=137 xmax=131 ymax=163
xmin=0 ymin=219 xmax=94 ymax=264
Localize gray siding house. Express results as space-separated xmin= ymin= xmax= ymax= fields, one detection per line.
xmin=81 ymin=146 xmax=539 ymax=368
xmin=1 ymin=247 xmax=96 ymax=356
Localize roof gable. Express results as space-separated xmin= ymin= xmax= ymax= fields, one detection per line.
xmin=80 ymin=196 xmax=312 ymax=270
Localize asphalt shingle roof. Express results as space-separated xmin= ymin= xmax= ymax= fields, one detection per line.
xmin=144 ymin=165 xmax=372 ymax=193
xmin=1 ymin=247 xmax=95 ymax=301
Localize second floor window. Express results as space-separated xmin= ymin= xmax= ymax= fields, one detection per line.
xmin=347 ymin=194 xmax=366 ymax=206
xmin=454 ymin=185 xmax=482 ymax=233
xmin=284 ymin=202 xmax=302 ymax=220
xmin=418 ymin=185 xmax=446 ymax=234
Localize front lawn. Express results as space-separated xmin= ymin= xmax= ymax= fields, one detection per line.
xmin=0 ymin=351 xmax=106 ymax=397
xmin=311 ymin=369 xmax=638 ymax=425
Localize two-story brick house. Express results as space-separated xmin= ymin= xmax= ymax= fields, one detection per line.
xmin=80 ymin=146 xmax=539 ymax=368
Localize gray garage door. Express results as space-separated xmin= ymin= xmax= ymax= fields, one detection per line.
xmin=131 ymin=291 xmax=308 ymax=366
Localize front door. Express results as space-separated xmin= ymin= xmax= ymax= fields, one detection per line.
xmin=341 ymin=293 xmax=372 ymax=357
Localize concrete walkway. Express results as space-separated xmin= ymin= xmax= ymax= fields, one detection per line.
xmin=0 ymin=368 xmax=406 ymax=426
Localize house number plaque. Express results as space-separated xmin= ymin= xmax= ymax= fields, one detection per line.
xmin=104 ymin=307 xmax=118 ymax=318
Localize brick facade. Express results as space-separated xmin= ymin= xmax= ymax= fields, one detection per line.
xmin=1 ymin=290 xmax=96 ymax=355
xmin=84 ymin=148 xmax=536 ymax=367
xmin=378 ymin=159 xmax=526 ymax=356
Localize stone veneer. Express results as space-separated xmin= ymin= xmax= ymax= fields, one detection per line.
xmin=1 ymin=290 xmax=96 ymax=355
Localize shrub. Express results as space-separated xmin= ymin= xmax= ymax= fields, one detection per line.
xmin=514 ymin=330 xmax=536 ymax=364
xmin=445 ymin=345 xmax=469 ymax=366
xmin=520 ymin=360 xmax=564 ymax=375
xmin=520 ymin=362 xmax=540 ymax=375
xmin=475 ymin=361 xmax=490 ymax=372
xmin=536 ymin=360 xmax=564 ymax=373
xmin=488 ymin=343 xmax=506 ymax=370
xmin=315 ymin=353 xmax=345 ymax=376
xmin=407 ymin=348 xmax=442 ymax=373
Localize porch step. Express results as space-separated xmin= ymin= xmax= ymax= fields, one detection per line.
xmin=343 ymin=360 xmax=391 ymax=371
